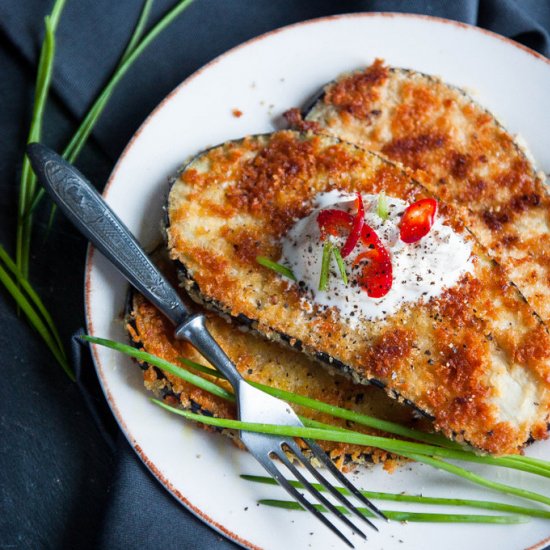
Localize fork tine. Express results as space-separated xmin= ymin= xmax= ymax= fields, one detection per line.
xmin=275 ymin=444 xmax=367 ymax=539
xmin=255 ymin=452 xmax=355 ymax=548
xmin=305 ymin=439 xmax=388 ymax=521
xmin=285 ymin=439 xmax=378 ymax=531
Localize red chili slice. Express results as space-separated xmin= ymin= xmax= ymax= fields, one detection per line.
xmin=317 ymin=209 xmax=353 ymax=240
xmin=399 ymin=198 xmax=437 ymax=244
xmin=353 ymin=224 xmax=393 ymax=298
xmin=317 ymin=193 xmax=365 ymax=258
xmin=340 ymin=193 xmax=365 ymax=258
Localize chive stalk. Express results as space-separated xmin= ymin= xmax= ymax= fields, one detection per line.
xmin=88 ymin=336 xmax=550 ymax=480
xmin=16 ymin=0 xmax=67 ymax=278
xmin=318 ymin=243 xmax=332 ymax=291
xmin=0 ymin=262 xmax=73 ymax=380
xmin=332 ymin=246 xmax=348 ymax=285
xmin=377 ymin=191 xmax=389 ymax=221
xmin=5 ymin=0 xmax=196 ymax=378
xmin=152 ymin=400 xmax=550 ymax=507
xmin=256 ymin=256 xmax=296 ymax=281
xmin=259 ymin=500 xmax=528 ymax=524
xmin=0 ymin=244 xmax=65 ymax=354
xmin=241 ymin=475 xmax=550 ymax=519
xmin=30 ymin=0 xmax=196 ymax=223
xmin=82 ymin=335 xmax=233 ymax=401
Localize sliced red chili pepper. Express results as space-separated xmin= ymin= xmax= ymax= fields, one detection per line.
xmin=340 ymin=193 xmax=365 ymax=258
xmin=317 ymin=209 xmax=353 ymax=240
xmin=317 ymin=194 xmax=365 ymax=257
xmin=399 ymin=198 xmax=437 ymax=244
xmin=353 ymin=224 xmax=393 ymax=298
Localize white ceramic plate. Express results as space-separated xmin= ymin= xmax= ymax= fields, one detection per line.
xmin=85 ymin=13 xmax=550 ymax=550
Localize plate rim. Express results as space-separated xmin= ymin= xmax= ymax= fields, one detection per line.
xmin=84 ymin=12 xmax=550 ymax=550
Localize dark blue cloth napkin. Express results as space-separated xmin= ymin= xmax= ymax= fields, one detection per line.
xmin=0 ymin=1 xmax=549 ymax=549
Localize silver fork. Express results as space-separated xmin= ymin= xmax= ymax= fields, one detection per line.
xmin=28 ymin=143 xmax=386 ymax=548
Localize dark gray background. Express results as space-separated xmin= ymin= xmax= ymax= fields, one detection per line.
xmin=0 ymin=1 xmax=549 ymax=549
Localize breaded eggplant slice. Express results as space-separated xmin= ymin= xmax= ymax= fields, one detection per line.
xmin=166 ymin=130 xmax=550 ymax=455
xmin=127 ymin=289 xmax=420 ymax=470
xmin=302 ymin=60 xmax=550 ymax=323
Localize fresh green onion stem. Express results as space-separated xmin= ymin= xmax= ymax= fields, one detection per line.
xmin=22 ymin=0 xmax=196 ymax=259
xmin=82 ymin=335 xmax=233 ymax=401
xmin=89 ymin=336 xmax=550 ymax=480
xmin=318 ymin=243 xmax=332 ymax=291
xmin=403 ymin=453 xmax=550 ymax=507
xmin=16 ymin=0 xmax=67 ymax=278
xmin=241 ymin=475 xmax=550 ymax=519
xmin=259 ymin=500 xmax=528 ymax=524
xmin=84 ymin=335 xmax=550 ymax=510
xmin=297 ymin=416 xmax=550 ymax=479
xmin=332 ymin=246 xmax=348 ymax=285
xmin=0 ymin=244 xmax=65 ymax=355
xmin=256 ymin=256 xmax=296 ymax=281
xmin=178 ymin=356 xmax=226 ymax=377
xmin=377 ymin=191 xmax=389 ymax=221
xmin=6 ymin=0 xmax=196 ymax=378
xmin=0 ymin=262 xmax=73 ymax=380
xmin=152 ymin=400 xmax=550 ymax=507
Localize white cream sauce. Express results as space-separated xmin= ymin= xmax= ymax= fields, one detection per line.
xmin=280 ymin=191 xmax=473 ymax=324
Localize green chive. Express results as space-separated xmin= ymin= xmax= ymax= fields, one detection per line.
xmin=377 ymin=191 xmax=389 ymax=221
xmin=174 ymin=354 xmax=456 ymax=449
xmin=82 ymin=335 xmax=234 ymax=401
xmin=0 ymin=244 xmax=65 ymax=356
xmin=16 ymin=0 xmax=67 ymax=278
xmin=0 ymin=262 xmax=73 ymax=380
xmin=25 ymin=0 xmax=197 ymax=251
xmin=318 ymin=243 xmax=332 ymax=291
xmin=256 ymin=256 xmax=296 ymax=281
xmin=90 ymin=336 xmax=550 ymax=479
xmin=178 ymin=356 xmax=227 ymax=379
xmin=242 ymin=475 xmax=550 ymax=519
xmin=332 ymin=246 xmax=348 ymax=285
xmin=6 ymin=0 xmax=197 ymax=381
xmin=85 ymin=336 xmax=550 ymax=507
xmin=152 ymin=401 xmax=550 ymax=507
xmin=259 ymin=500 xmax=528 ymax=524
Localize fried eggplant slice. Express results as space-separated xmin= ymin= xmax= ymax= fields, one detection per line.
xmin=303 ymin=60 xmax=550 ymax=323
xmin=127 ymin=287 xmax=420 ymax=471
xmin=166 ymin=130 xmax=550 ymax=455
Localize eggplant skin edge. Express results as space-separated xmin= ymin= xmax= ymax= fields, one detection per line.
xmin=301 ymin=66 xmax=539 ymax=182
xmin=174 ymin=259 xmax=434 ymax=422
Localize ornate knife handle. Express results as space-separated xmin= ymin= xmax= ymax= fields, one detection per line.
xmin=27 ymin=143 xmax=190 ymax=327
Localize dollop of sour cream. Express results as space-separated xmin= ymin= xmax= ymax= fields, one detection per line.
xmin=280 ymin=191 xmax=473 ymax=324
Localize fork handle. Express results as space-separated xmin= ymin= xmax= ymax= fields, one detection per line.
xmin=176 ymin=314 xmax=244 ymax=389
xmin=26 ymin=143 xmax=190 ymax=328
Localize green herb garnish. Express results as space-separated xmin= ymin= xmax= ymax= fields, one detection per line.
xmin=258 ymin=500 xmax=528 ymax=524
xmin=2 ymin=0 xmax=196 ymax=378
xmin=242 ymin=475 xmax=550 ymax=519
xmin=377 ymin=191 xmax=389 ymax=221
xmin=16 ymin=0 xmax=67 ymax=279
xmin=318 ymin=242 xmax=332 ymax=291
xmin=0 ymin=254 xmax=73 ymax=380
xmin=87 ymin=335 xmax=550 ymax=479
xmin=28 ymin=0 xmax=197 ymax=227
xmin=152 ymin=400 xmax=550 ymax=507
xmin=332 ymin=246 xmax=348 ymax=285
xmin=256 ymin=256 xmax=296 ymax=281
xmin=84 ymin=335 xmax=550 ymax=514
